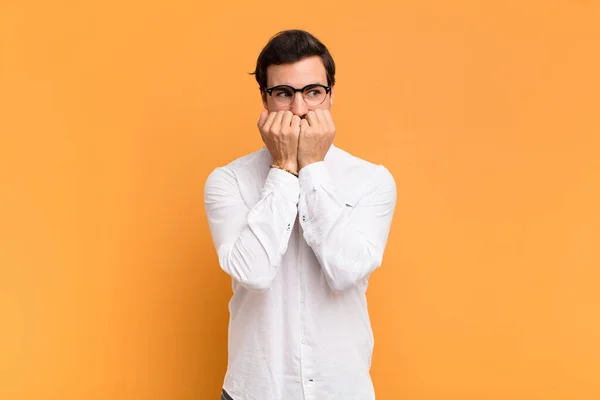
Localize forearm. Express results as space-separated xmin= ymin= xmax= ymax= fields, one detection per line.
xmin=298 ymin=162 xmax=396 ymax=292
xmin=205 ymin=167 xmax=299 ymax=291
xmin=301 ymin=206 xmax=383 ymax=292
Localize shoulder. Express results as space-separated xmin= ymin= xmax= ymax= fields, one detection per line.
xmin=204 ymin=147 xmax=271 ymax=193
xmin=328 ymin=145 xmax=395 ymax=189
xmin=225 ymin=147 xmax=271 ymax=171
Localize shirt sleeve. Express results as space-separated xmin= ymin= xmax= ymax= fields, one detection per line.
xmin=297 ymin=162 xmax=397 ymax=292
xmin=204 ymin=166 xmax=300 ymax=292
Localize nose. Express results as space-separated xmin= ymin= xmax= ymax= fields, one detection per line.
xmin=290 ymin=92 xmax=308 ymax=117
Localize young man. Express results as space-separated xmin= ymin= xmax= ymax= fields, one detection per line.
xmin=204 ymin=29 xmax=396 ymax=400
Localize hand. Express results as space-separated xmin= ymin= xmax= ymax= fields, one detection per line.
xmin=298 ymin=109 xmax=336 ymax=170
xmin=258 ymin=110 xmax=301 ymax=172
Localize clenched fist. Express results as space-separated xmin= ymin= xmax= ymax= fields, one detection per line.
xmin=298 ymin=109 xmax=336 ymax=170
xmin=258 ymin=110 xmax=301 ymax=173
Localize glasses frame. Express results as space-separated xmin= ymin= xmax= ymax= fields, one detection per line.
xmin=264 ymin=83 xmax=332 ymax=106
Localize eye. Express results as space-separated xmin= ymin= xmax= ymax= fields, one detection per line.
xmin=304 ymin=86 xmax=325 ymax=98
xmin=272 ymin=88 xmax=293 ymax=98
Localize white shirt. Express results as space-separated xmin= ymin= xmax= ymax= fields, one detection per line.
xmin=204 ymin=144 xmax=396 ymax=400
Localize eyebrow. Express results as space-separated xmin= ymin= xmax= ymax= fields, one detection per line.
xmin=268 ymin=83 xmax=327 ymax=89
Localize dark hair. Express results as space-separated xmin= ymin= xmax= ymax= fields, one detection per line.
xmin=252 ymin=29 xmax=336 ymax=91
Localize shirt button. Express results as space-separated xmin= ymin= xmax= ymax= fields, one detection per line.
xmin=301 ymin=337 xmax=308 ymax=345
xmin=287 ymin=223 xmax=291 ymax=230
xmin=299 ymin=297 xmax=305 ymax=303
xmin=301 ymin=215 xmax=307 ymax=222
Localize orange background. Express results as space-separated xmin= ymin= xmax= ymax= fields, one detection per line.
xmin=1 ymin=1 xmax=599 ymax=399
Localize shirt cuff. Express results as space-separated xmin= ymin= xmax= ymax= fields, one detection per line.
xmin=299 ymin=161 xmax=332 ymax=191
xmin=264 ymin=167 xmax=300 ymax=203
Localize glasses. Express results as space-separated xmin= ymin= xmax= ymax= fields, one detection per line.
xmin=265 ymin=84 xmax=331 ymax=106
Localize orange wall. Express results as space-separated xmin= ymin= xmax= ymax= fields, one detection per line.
xmin=1 ymin=1 xmax=599 ymax=399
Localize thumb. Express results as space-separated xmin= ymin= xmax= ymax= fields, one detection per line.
xmin=257 ymin=110 xmax=268 ymax=128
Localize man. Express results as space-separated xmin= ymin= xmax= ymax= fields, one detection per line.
xmin=204 ymin=29 xmax=396 ymax=400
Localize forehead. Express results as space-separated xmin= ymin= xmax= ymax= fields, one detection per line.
xmin=266 ymin=56 xmax=328 ymax=88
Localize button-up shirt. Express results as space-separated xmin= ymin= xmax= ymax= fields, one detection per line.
xmin=204 ymin=144 xmax=396 ymax=400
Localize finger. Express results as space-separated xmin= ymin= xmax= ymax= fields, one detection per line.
xmin=257 ymin=110 xmax=268 ymax=129
xmin=262 ymin=111 xmax=278 ymax=134
xmin=323 ymin=109 xmax=335 ymax=133
xmin=314 ymin=109 xmax=325 ymax=125
xmin=291 ymin=115 xmax=301 ymax=136
xmin=271 ymin=111 xmax=285 ymax=133
xmin=300 ymin=118 xmax=310 ymax=135
xmin=281 ymin=111 xmax=293 ymax=131
xmin=306 ymin=111 xmax=319 ymax=128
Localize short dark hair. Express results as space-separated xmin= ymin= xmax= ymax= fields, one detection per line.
xmin=252 ymin=29 xmax=336 ymax=92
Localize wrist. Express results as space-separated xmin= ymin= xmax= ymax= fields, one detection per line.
xmin=298 ymin=158 xmax=321 ymax=170
xmin=270 ymin=164 xmax=299 ymax=177
xmin=274 ymin=160 xmax=298 ymax=172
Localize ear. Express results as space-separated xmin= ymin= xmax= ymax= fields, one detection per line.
xmin=329 ymin=86 xmax=334 ymax=107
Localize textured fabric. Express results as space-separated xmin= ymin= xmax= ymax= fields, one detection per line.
xmin=204 ymin=144 xmax=396 ymax=400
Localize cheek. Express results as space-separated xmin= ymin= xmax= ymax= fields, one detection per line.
xmin=269 ymin=105 xmax=286 ymax=113
xmin=265 ymin=98 xmax=287 ymax=113
xmin=306 ymin=100 xmax=331 ymax=113
xmin=314 ymin=102 xmax=331 ymax=111
xmin=318 ymin=96 xmax=333 ymax=111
